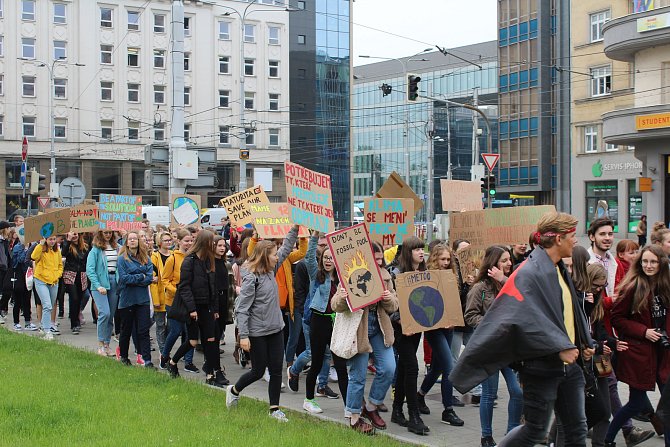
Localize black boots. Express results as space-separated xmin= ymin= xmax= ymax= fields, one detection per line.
xmin=391 ymin=405 xmax=408 ymax=427
xmin=407 ymin=410 xmax=429 ymax=436
xmin=417 ymin=392 xmax=430 ymax=414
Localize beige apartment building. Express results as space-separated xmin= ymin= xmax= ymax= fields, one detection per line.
xmin=571 ymin=1 xmax=642 ymax=237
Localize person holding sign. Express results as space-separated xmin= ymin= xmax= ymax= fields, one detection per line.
xmin=31 ymin=235 xmax=63 ymax=340
xmin=62 ymin=232 xmax=90 ymax=335
xmin=226 ymin=225 xmax=299 ymax=423
xmin=464 ymin=246 xmax=522 ymax=447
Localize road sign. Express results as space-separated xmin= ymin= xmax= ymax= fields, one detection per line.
xmin=59 ymin=177 xmax=86 ymax=206
xmin=37 ymin=197 xmax=51 ymax=209
xmin=481 ymin=153 xmax=500 ymax=172
xmin=22 ymin=137 xmax=28 ymax=161
xmin=20 ymin=161 xmax=27 ymax=191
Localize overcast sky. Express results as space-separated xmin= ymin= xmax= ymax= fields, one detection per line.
xmin=352 ymin=0 xmax=498 ymax=67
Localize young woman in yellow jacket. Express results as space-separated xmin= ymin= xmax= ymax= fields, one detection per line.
xmin=150 ymin=231 xmax=172 ymax=353
xmin=159 ymin=228 xmax=197 ymax=372
xmin=31 ymin=236 xmax=63 ymax=340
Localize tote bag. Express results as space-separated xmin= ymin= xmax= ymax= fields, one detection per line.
xmin=330 ymin=310 xmax=364 ymax=359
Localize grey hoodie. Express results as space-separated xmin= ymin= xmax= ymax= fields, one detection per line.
xmin=235 ymin=227 xmax=298 ymax=338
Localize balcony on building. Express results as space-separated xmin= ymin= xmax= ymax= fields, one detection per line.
xmin=603 ymin=5 xmax=670 ymax=62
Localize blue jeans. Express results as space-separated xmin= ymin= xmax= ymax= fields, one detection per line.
xmin=606 ymin=382 xmax=670 ymax=445
xmin=285 ymin=311 xmax=303 ymax=365
xmin=162 ymin=306 xmax=193 ymax=364
xmin=289 ymin=320 xmax=330 ymax=388
xmin=420 ymin=329 xmax=455 ymax=408
xmin=91 ymin=274 xmax=118 ymax=344
xmin=451 ymin=329 xmax=481 ymax=396
xmin=34 ymin=278 xmax=58 ymax=331
xmin=346 ymin=330 xmax=395 ymax=414
xmin=481 ymin=367 xmax=523 ymax=437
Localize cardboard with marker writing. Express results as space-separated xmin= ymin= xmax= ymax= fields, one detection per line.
xmin=70 ymin=205 xmax=99 ymax=233
xmin=98 ymin=194 xmax=143 ymax=231
xmin=440 ymin=179 xmax=483 ymax=212
xmin=171 ymin=194 xmax=201 ymax=226
xmin=396 ymin=269 xmax=464 ymax=335
xmin=24 ymin=208 xmax=71 ymax=243
xmin=327 ymin=223 xmax=385 ymax=311
xmin=250 ymin=202 xmax=310 ymax=239
xmin=363 ymin=198 xmax=415 ymax=248
xmin=219 ymin=185 xmax=270 ymax=227
xmin=375 ymin=171 xmax=423 ymax=213
xmin=285 ymin=161 xmax=334 ymax=233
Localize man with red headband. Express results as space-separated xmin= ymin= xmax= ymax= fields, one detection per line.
xmin=450 ymin=211 xmax=595 ymax=446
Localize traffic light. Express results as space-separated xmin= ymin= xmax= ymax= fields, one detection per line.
xmin=239 ymin=149 xmax=249 ymax=160
xmin=480 ymin=176 xmax=488 ymax=193
xmin=487 ymin=174 xmax=496 ymax=196
xmin=380 ymin=83 xmax=392 ymax=97
xmin=407 ymin=74 xmax=421 ymax=102
xmin=30 ymin=169 xmax=46 ymax=195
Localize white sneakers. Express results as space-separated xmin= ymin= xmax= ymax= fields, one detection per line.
xmin=270 ymin=409 xmax=289 ymax=422
xmin=44 ymin=332 xmax=54 ymax=341
xmin=303 ymin=398 xmax=323 ymax=414
xmin=226 ymin=385 xmax=239 ymax=409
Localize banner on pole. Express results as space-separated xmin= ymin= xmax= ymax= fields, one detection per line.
xmin=285 ymin=161 xmax=334 ymax=233
xmin=363 ymin=198 xmax=415 ymax=248
xmin=219 ymin=185 xmax=270 ymax=226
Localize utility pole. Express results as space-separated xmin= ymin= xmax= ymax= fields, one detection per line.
xmin=169 ymin=0 xmax=187 ymax=202
xmin=404 ymin=111 xmax=410 ymax=185
xmin=426 ymin=111 xmax=435 ymax=244
xmin=471 ymin=87 xmax=479 ymax=170
xmin=446 ymin=105 xmax=452 ymax=180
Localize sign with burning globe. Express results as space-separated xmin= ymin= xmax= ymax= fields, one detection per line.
xmin=395 ymin=270 xmax=464 ymax=335
xmin=327 ymin=223 xmax=385 ymax=311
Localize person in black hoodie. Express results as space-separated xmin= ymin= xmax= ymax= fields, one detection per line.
xmin=62 ymin=232 xmax=90 ymax=334
xmin=167 ymin=230 xmax=228 ymax=388
xmin=0 ymin=221 xmax=13 ymax=320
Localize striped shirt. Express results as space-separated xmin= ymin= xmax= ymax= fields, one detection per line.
xmin=105 ymin=246 xmax=118 ymax=273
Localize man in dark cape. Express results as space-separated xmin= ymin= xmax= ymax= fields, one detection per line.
xmin=450 ymin=212 xmax=595 ymax=446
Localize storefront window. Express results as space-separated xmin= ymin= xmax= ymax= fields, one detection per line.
xmin=628 ymin=179 xmax=643 ymax=233
xmin=90 ymin=161 xmax=121 ymax=200
xmin=586 ymin=181 xmax=619 ymax=232
xmin=132 ymin=165 xmax=159 ymax=205
xmin=6 ymin=194 xmax=37 ymax=219
xmin=55 ymin=161 xmax=81 ymax=183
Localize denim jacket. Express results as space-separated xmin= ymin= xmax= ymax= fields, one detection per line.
xmin=303 ymin=236 xmax=332 ymax=323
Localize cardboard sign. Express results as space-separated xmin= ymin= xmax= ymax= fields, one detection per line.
xmin=98 ymin=194 xmax=143 ymax=231
xmin=396 ymin=269 xmax=464 ymax=335
xmin=440 ymin=179 xmax=483 ymax=212
xmin=363 ymin=198 xmax=415 ymax=248
xmin=172 ymin=194 xmax=201 ymax=226
xmin=454 ymin=247 xmax=483 ymax=284
xmin=219 ymin=185 xmax=270 ymax=226
xmin=285 ymin=161 xmax=334 ymax=233
xmin=24 ymin=208 xmax=71 ymax=243
xmin=327 ymin=223 xmax=385 ymax=311
xmin=250 ymin=202 xmax=310 ymax=239
xmin=449 ymin=205 xmax=556 ymax=250
xmin=16 ymin=225 xmax=25 ymax=244
xmin=70 ymin=205 xmax=99 ymax=233
xmin=375 ymin=171 xmax=423 ymax=212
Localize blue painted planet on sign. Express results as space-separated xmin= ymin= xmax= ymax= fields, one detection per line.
xmin=408 ymin=286 xmax=445 ymax=328
xmin=173 ymin=197 xmax=199 ymax=224
xmin=40 ymin=222 xmax=55 ymax=238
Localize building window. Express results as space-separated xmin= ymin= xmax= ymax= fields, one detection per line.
xmin=184 ymin=124 xmax=190 ymax=142
xmin=0 ymin=0 xmax=3 ymax=18
xmin=0 ymin=75 xmax=3 ymax=95
xmin=219 ymin=21 xmax=230 ymax=40
xmin=298 ymin=68 xmax=306 ymax=79
xmin=245 ymin=127 xmax=254 ymax=146
xmin=127 ymin=10 xmax=140 ymax=30
xmin=584 ymin=125 xmax=598 ymax=153
xmin=54 ymin=119 xmax=66 ymax=139
xmin=100 ymin=7 xmax=113 ymax=28
xmin=219 ymin=126 xmax=230 ymax=145
xmin=606 ymin=143 xmax=618 ymax=152
xmin=22 ymin=38 xmax=35 ymax=59
xmin=269 ymin=129 xmax=279 ymax=147
xmin=269 ymin=26 xmax=280 ymax=45
xmin=269 ymin=93 xmax=279 ymax=111
xmin=298 ymin=1 xmax=305 ymax=9
xmin=101 ymin=120 xmax=113 ymax=140
xmin=184 ymin=86 xmax=191 ymax=106
xmin=590 ymin=10 xmax=610 ymax=43
xmin=0 ymin=116 xmax=3 ymax=136
xmin=218 ymin=90 xmax=230 ymax=108
xmin=22 ymin=0 xmax=35 ymax=20
xmin=23 ymin=117 xmax=35 ymax=137
xmin=53 ymin=3 xmax=66 ymax=24
xmin=101 ymin=81 xmax=113 ymax=101
xmin=153 ymin=49 xmax=165 ymax=68
xmin=297 ymin=34 xmax=306 ymax=44
xmin=101 ymin=45 xmax=113 ymax=64
xmin=184 ymin=17 xmax=191 ymax=36
xmin=591 ymin=66 xmax=612 ymax=97
xmin=219 ymin=56 xmax=230 ymax=74
xmin=244 ymin=24 xmax=255 ymax=43
xmin=269 ymin=60 xmax=279 ymax=78
xmin=154 ymin=123 xmax=165 ymax=141
xmin=154 ymin=13 xmax=165 ymax=32
xmin=128 ymin=83 xmax=140 ymax=102
xmin=54 ymin=78 xmax=67 ymax=98
xmin=184 ymin=52 xmax=190 ymax=71
xmin=244 ymin=92 xmax=255 ymax=110
xmin=244 ymin=59 xmax=255 ymax=76
xmin=128 ymin=121 xmax=139 ymax=141
xmin=54 ymin=41 xmax=67 ymax=60
xmin=22 ymin=76 xmax=35 ymax=97
xmin=0 ymin=36 xmax=3 ymax=57
xmin=128 ymin=48 xmax=139 ymax=67
xmin=154 ymin=85 xmax=165 ymax=104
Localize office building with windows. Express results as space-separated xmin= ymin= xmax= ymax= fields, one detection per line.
xmin=0 ymin=0 xmax=291 ymax=217
xmin=352 ymin=42 xmax=498 ymax=223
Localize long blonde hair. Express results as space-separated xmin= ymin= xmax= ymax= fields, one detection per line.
xmin=245 ymin=240 xmax=276 ymax=274
xmin=118 ymin=230 xmax=149 ymax=265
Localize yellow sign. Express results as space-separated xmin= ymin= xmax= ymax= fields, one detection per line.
xmin=637 ymin=10 xmax=669 ymax=33
xmin=637 ymin=177 xmax=653 ymax=192
xmin=636 ymin=112 xmax=670 ymax=130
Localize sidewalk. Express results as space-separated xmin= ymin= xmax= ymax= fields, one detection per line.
xmin=8 ymin=313 xmax=665 ymax=447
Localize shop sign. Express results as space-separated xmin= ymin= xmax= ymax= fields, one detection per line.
xmin=637 ymin=11 xmax=670 ymax=33
xmin=592 ymin=160 xmax=642 ymax=178
xmin=636 ymin=112 xmax=670 ymax=130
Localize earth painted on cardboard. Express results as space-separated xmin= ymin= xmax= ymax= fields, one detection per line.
xmin=408 ymin=286 xmax=444 ymax=327
xmin=348 ymin=268 xmax=373 ymax=298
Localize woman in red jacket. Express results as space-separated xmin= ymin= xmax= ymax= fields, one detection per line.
xmin=605 ymin=245 xmax=670 ymax=447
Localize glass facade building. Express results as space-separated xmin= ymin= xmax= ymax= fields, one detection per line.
xmin=352 ymin=42 xmax=498 ymax=221
xmin=290 ymin=0 xmax=352 ymax=223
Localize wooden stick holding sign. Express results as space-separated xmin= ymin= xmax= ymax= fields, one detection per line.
xmin=364 ymin=198 xmax=414 ymax=248
xmin=395 ymin=269 xmax=464 ymax=335
xmin=327 ymin=223 xmax=385 ymax=311
xmin=24 ymin=208 xmax=71 ymax=243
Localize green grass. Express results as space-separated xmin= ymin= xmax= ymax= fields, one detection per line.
xmin=0 ymin=329 xmax=409 ymax=446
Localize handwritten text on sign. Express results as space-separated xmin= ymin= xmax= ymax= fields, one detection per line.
xmin=98 ymin=194 xmax=142 ymax=231
xmin=449 ymin=205 xmax=556 ymax=249
xmin=24 ymin=208 xmax=71 ymax=243
xmin=364 ymin=198 xmax=415 ymax=248
xmin=70 ymin=205 xmax=99 ymax=233
xmin=219 ymin=185 xmax=270 ymax=226
xmin=440 ymin=179 xmax=483 ymax=212
xmin=250 ymin=202 xmax=310 ymax=239
xmin=285 ymin=161 xmax=334 ymax=233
